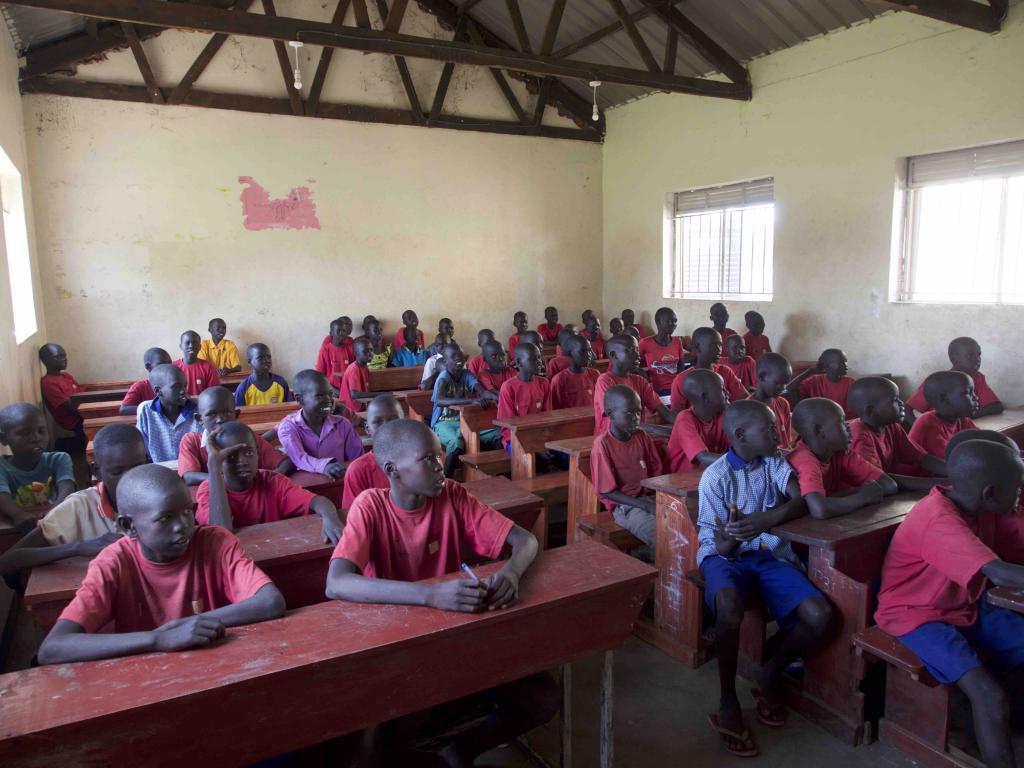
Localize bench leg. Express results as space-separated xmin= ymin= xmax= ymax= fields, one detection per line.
xmin=600 ymin=651 xmax=613 ymax=768
xmin=881 ymin=668 xmax=957 ymax=765
xmin=561 ymin=663 xmax=572 ymax=768
xmin=531 ymin=506 xmax=548 ymax=550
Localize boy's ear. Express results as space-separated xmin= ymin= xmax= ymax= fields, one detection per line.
xmin=117 ymin=515 xmax=135 ymax=536
xmin=193 ymin=413 xmax=202 ymax=423
xmin=980 ymin=483 xmax=998 ymax=505
xmin=733 ymin=427 xmax=745 ymax=444
xmin=89 ymin=462 xmax=100 ymax=484
xmin=383 ymin=460 xmax=398 ymax=479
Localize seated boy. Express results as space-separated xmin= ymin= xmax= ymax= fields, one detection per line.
xmin=508 ymin=311 xmax=529 ymax=356
xmin=584 ymin=316 xmax=606 ymax=360
xmin=787 ymin=398 xmax=900 ymax=519
xmin=908 ymin=371 xmax=979 ymax=458
xmin=136 ymin=364 xmax=201 ymax=463
xmin=198 ymin=318 xmax=241 ymax=376
xmin=537 ymin=305 xmax=562 ymax=344
xmin=279 ymin=370 xmax=364 ymax=479
xmin=907 ymin=337 xmax=1002 ymax=417
xmin=364 ymin=318 xmax=392 ymax=371
xmin=497 ymin=343 xmax=552 ymax=452
xmin=670 ymin=328 xmax=747 ymax=412
xmin=197 ymin=422 xmax=344 ymax=543
xmin=120 ymin=347 xmax=171 ymax=416
xmin=316 ymin=316 xmax=355 ymax=393
xmin=848 ymin=377 xmax=947 ymax=479
xmin=621 ymin=308 xmax=646 ymax=338
xmin=174 ymin=330 xmax=221 ymax=396
xmin=638 ymin=307 xmax=688 ymax=396
xmin=742 ymin=311 xmax=772 ymax=361
xmin=797 ymin=349 xmax=855 ymax=418
xmin=0 ymin=403 xmax=75 ymax=531
xmin=426 ymin=318 xmax=455 ymax=357
xmin=325 ymin=419 xmax=557 ymax=768
xmin=666 ymin=370 xmax=729 ymax=472
xmin=420 ymin=332 xmax=452 ymax=391
xmin=710 ymin=302 xmax=737 ymax=343
xmin=874 ymin=439 xmax=1024 ymax=768
xmin=750 ymin=353 xmax=796 ymax=450
xmin=0 ymin=424 xmax=145 ymax=577
xmin=698 ymin=400 xmax=829 ymax=756
xmin=392 ymin=309 xmax=425 ymax=351
xmin=342 ymin=395 xmax=403 ymax=510
xmin=594 ymin=335 xmax=675 ymax=434
xmin=476 ymin=339 xmax=516 ymax=396
xmin=234 ymin=343 xmax=291 ymax=406
xmin=609 ymin=317 xmax=624 ymax=336
xmin=545 ymin=327 xmax=575 ymax=379
xmin=466 ymin=329 xmax=495 ymax=378
xmin=356 ymin=314 xmax=378 ymax=343
xmin=37 ymin=464 xmax=285 ymax=664
xmin=431 ymin=343 xmax=501 ymax=477
xmin=391 ymin=326 xmax=430 ymax=367
xmin=179 ymin=386 xmax=291 ymax=485
xmin=551 ymin=335 xmax=600 ymax=410
xmin=38 ymin=343 xmax=85 ymax=446
xmin=720 ymin=335 xmax=757 ymax=389
xmin=591 ymin=386 xmax=664 ymax=548
xmin=339 ymin=338 xmax=373 ymax=415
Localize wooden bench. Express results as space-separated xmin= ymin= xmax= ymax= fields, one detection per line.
xmin=2 ymin=542 xmax=656 ymax=767
xmin=493 ymin=406 xmax=593 ymax=481
xmin=546 ymin=435 xmax=600 ymax=541
xmin=458 ymin=450 xmax=510 ymax=481
xmin=463 ymin=476 xmax=545 ymax=548
xmin=83 ymin=401 xmax=300 ymax=440
xmin=71 ymin=372 xmax=247 ymax=407
xmin=394 ymin=389 xmax=433 ymax=424
xmin=974 ymin=405 xmax=1024 ymax=448
xmin=575 ymin=510 xmax=642 ymax=551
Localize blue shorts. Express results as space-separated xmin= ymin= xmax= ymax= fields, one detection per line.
xmin=700 ymin=550 xmax=823 ymax=630
xmin=898 ymin=597 xmax=1024 ymax=684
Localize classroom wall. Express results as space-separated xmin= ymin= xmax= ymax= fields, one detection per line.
xmin=603 ymin=4 xmax=1024 ymax=402
xmin=0 ymin=16 xmax=46 ymax=407
xmin=21 ymin=19 xmax=603 ymax=382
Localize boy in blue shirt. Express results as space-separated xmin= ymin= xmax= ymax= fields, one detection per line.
xmin=136 ymin=364 xmax=201 ymax=463
xmin=0 ymin=403 xmax=75 ymax=532
xmin=430 ymin=343 xmax=499 ymax=477
xmin=391 ymin=326 xmax=430 ymax=368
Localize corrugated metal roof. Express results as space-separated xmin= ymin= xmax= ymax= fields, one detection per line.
xmin=1 ymin=4 xmax=85 ymax=54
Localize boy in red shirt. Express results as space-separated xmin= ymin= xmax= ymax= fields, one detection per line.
xmin=710 ymin=302 xmax=737 ymax=344
xmin=797 ymin=349 xmax=855 ymax=418
xmin=466 ymin=329 xmax=494 ymax=378
xmin=174 ymin=330 xmax=221 ymax=397
xmin=197 ymin=422 xmax=343 ymax=543
xmin=594 ymin=335 xmax=675 ymax=435
xmin=621 ymin=308 xmax=646 ymax=338
xmin=326 ymin=419 xmax=556 ymax=767
xmin=178 ymin=386 xmax=291 ymax=486
xmin=875 ymin=440 xmax=1024 ymax=768
xmin=497 ymin=342 xmax=552 ymax=452
xmin=392 ymin=309 xmax=425 ymax=351
xmin=742 ymin=311 xmax=772 ymax=361
xmin=339 ymin=338 xmax=373 ymax=415
xmin=750 ymin=353 xmax=795 ymax=450
xmin=609 ymin=317 xmax=624 ymax=336
xmin=906 ymin=337 xmax=1002 ymax=418
xmin=908 ymin=371 xmax=979 ymax=458
xmin=592 ymin=386 xmax=664 ymax=549
xmin=638 ymin=307 xmax=688 ymax=396
xmin=670 ymin=328 xmax=747 ymax=412
xmin=848 ymin=377 xmax=946 ymax=479
xmin=38 ymin=343 xmax=85 ymax=440
xmin=316 ymin=316 xmax=354 ymax=393
xmin=720 ymin=335 xmax=757 ymax=390
xmin=666 ymin=370 xmax=729 ymax=472
xmin=342 ymin=395 xmax=403 ymax=510
xmin=508 ymin=311 xmax=529 ymax=355
xmin=476 ymin=340 xmax=516 ymax=395
xmin=119 ymin=347 xmax=172 ymax=416
xmin=546 ymin=327 xmax=575 ymax=379
xmin=36 ymin=464 xmax=285 ymax=664
xmin=537 ymin=305 xmax=562 ymax=344
xmin=551 ymin=335 xmax=600 ymax=409
xmin=787 ymin=398 xmax=899 ymax=519
xmin=584 ymin=316 xmax=606 ymax=360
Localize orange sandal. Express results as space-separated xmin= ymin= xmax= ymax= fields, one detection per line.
xmin=708 ymin=714 xmax=760 ymax=757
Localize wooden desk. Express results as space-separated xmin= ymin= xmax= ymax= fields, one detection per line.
xmin=72 ymin=373 xmax=248 ymax=407
xmin=84 ymin=401 xmax=300 ymax=440
xmin=3 ymin=542 xmax=655 ymax=768
xmin=772 ymin=492 xmax=922 ymax=745
xmin=368 ymin=366 xmax=423 ymax=392
xmin=463 ymin=476 xmax=544 ymax=543
xmin=451 ymin=403 xmax=499 ymax=455
xmin=546 ymin=436 xmax=598 ymax=540
xmin=987 ymin=587 xmax=1024 ymax=613
xmin=494 ymin=407 xmax=594 ymax=480
xmin=77 ymin=399 xmax=126 ymax=419
xmin=974 ymin=406 xmax=1024 ymax=447
xmin=395 ymin=389 xmax=433 ymax=424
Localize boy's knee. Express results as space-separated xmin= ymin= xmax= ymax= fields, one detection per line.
xmin=961 ymin=667 xmax=1009 ymax=714
xmin=714 ymin=589 xmax=744 ymax=629
xmin=798 ymin=596 xmax=832 ymax=633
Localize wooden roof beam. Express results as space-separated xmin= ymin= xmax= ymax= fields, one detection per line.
xmin=865 ymin=0 xmax=1006 ymax=32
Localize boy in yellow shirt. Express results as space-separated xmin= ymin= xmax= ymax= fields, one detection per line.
xmin=198 ymin=318 xmax=241 ymax=376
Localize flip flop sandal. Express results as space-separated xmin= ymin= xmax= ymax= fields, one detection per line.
xmin=751 ymin=688 xmax=787 ymax=728
xmin=708 ymin=714 xmax=760 ymax=758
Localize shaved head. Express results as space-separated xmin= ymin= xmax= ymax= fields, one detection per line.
xmin=0 ymin=402 xmax=42 ymax=432
xmin=482 ymin=339 xmax=504 ymax=357
xmin=691 ymin=327 xmax=719 ymax=346
xmin=149 ymin=363 xmax=184 ymax=389
xmin=603 ymin=384 xmax=639 ymax=412
xmin=293 ymin=368 xmax=328 ymax=394
xmin=923 ymin=370 xmax=972 ymax=408
xmin=947 ymin=439 xmax=1024 ymax=496
xmin=848 ymin=376 xmax=899 ymax=417
xmin=682 ymin=369 xmax=724 ymax=401
xmin=723 ymin=399 xmax=772 ymax=436
xmin=115 ymin=464 xmax=191 ymax=519
xmin=792 ymin=397 xmax=844 ymax=438
xmin=372 ymin=419 xmax=435 ymax=471
xmin=211 ymin=420 xmax=255 ymax=449
xmin=198 ymin=385 xmax=234 ymax=411
xmin=367 ymin=393 xmax=404 ymax=421
xmin=606 ymin=334 xmax=636 ymax=356
xmin=757 ymin=352 xmax=791 ymax=379
xmin=144 ymin=347 xmax=171 ymax=367
xmin=945 ymin=428 xmax=1018 ymax=462
xmin=93 ymin=423 xmax=146 ymax=463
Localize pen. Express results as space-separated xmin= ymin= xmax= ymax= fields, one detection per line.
xmin=460 ymin=562 xmax=481 ymax=583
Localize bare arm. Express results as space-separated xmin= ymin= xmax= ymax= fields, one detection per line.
xmin=485 ymin=525 xmax=539 ymax=610
xmin=0 ymin=528 xmax=119 ymax=577
xmin=655 ymin=404 xmax=677 ymax=424
xmin=310 ymin=495 xmax=345 ymax=544
xmin=55 ymin=480 xmax=76 ymax=504
xmin=918 ymin=453 xmax=947 ymax=477
xmin=37 ymin=616 xmax=226 ymax=665
xmin=695 ymin=451 xmax=724 ymax=468
xmin=325 ymin=558 xmax=487 ymax=612
xmin=272 ymin=456 xmax=295 ymax=476
xmin=118 ymin=404 xmax=139 ymax=416
xmin=804 ymin=475 xmax=896 ymax=520
xmin=890 ymin=473 xmax=942 ymax=492
xmin=200 ymin=582 xmax=285 ymax=627
xmin=182 ymin=471 xmax=209 ymax=487
xmin=981 ymin=560 xmax=1024 ymax=591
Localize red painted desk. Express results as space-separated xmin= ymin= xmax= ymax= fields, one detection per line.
xmin=451 ymin=403 xmax=499 ymax=455
xmin=546 ymin=435 xmax=598 ymax=539
xmin=83 ymin=401 xmax=299 ymax=440
xmin=71 ymin=373 xmax=247 ymax=407
xmin=494 ymin=407 xmax=594 ymax=481
xmin=368 ymin=366 xmax=422 ymax=392
xmin=463 ymin=476 xmax=543 ymax=541
xmin=974 ymin=406 xmax=1024 ymax=448
xmin=2 ymin=541 xmax=655 ymax=768
xmin=395 ymin=389 xmax=433 ymax=424
xmin=772 ymin=492 xmax=921 ymax=745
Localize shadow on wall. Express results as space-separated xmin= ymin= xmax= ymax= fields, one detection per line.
xmin=778 ymin=312 xmax=826 ymax=363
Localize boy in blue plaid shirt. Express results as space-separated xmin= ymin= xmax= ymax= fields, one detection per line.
xmin=697 ymin=399 xmax=831 ymax=757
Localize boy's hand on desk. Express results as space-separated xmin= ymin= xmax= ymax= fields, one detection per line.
xmin=152 ymin=615 xmax=226 ymax=652
xmin=485 ymin=568 xmax=520 ymax=610
xmin=426 ymin=579 xmax=487 ymax=612
xmin=324 ymin=462 xmax=346 ymax=479
xmin=321 ymin=517 xmax=344 ymax=545
xmin=75 ymin=532 xmax=121 ymax=557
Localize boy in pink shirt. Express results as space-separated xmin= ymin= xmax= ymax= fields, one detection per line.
xmin=476 ymin=340 xmax=516 ymax=395
xmin=908 ymin=371 xmax=979 ymax=458
xmin=749 ymin=353 xmax=795 ymax=450
xmin=710 ymin=302 xmax=737 ymax=344
xmin=508 ymin=311 xmax=529 ymax=355
xmin=326 ymin=419 xmax=557 ymax=767
xmin=342 ymin=395 xmax=402 ymax=510
xmin=466 ymin=329 xmax=494 ymax=378
xmin=906 ymin=337 xmax=1002 ymax=418
xmin=537 ymin=305 xmax=562 ymax=343
xmin=719 ymin=334 xmax=757 ymax=390
xmin=594 ymin=335 xmax=675 ymax=435
xmin=36 ymin=464 xmax=284 ymax=664
xmin=119 ymin=347 xmax=172 ymax=416
xmin=875 ymin=440 xmax=1024 ymax=768
xmin=551 ymin=335 xmax=600 ymax=409
xmin=584 ymin=316 xmax=606 ymax=360
xmin=666 ymin=369 xmax=729 ymax=472
xmin=174 ymin=330 xmax=221 ymax=396
xmin=670 ymin=328 xmax=747 ymax=412
xmin=316 ymin=316 xmax=355 ymax=393
xmin=496 ymin=342 xmax=552 ymax=451
xmin=339 ymin=338 xmax=373 ymax=415
xmin=546 ymin=327 xmax=575 ymax=379
xmin=797 ymin=349 xmax=855 ymax=419
xmin=392 ymin=309 xmax=425 ymax=351
xmin=638 ymin=307 xmax=688 ymax=396
xmin=742 ymin=311 xmax=772 ymax=361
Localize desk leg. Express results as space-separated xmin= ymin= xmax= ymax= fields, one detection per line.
xmin=510 ymin=438 xmax=535 ymax=481
xmin=561 ymin=663 xmax=572 ymax=768
xmin=601 ymin=650 xmax=613 ymax=768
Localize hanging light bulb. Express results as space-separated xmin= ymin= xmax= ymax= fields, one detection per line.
xmin=289 ymin=40 xmax=304 ymax=91
xmin=589 ymin=80 xmax=601 ymax=121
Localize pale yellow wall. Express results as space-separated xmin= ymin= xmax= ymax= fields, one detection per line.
xmin=0 ymin=15 xmax=46 ymax=406
xmin=603 ymin=5 xmax=1024 ymax=401
xmin=23 ymin=94 xmax=602 ymax=382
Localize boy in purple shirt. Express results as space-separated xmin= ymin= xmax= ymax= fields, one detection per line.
xmin=278 ymin=370 xmax=363 ymax=479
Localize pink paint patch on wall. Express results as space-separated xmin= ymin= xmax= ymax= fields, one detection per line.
xmin=238 ymin=176 xmax=320 ymax=231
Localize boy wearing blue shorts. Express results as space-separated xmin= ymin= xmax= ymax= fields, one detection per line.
xmin=876 ymin=438 xmax=1024 ymax=768
xmin=697 ymin=399 xmax=831 ymax=757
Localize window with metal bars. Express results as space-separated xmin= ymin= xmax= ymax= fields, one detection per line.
xmin=895 ymin=139 xmax=1024 ymax=304
xmin=664 ymin=178 xmax=774 ymax=301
